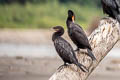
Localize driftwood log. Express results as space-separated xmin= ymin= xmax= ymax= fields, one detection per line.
xmin=49 ymin=17 xmax=120 ymax=80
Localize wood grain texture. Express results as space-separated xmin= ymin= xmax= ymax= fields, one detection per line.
xmin=49 ymin=17 xmax=120 ymax=80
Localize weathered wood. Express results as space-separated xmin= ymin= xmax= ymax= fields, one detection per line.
xmin=49 ymin=17 xmax=120 ymax=80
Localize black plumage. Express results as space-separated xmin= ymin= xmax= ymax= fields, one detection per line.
xmin=52 ymin=26 xmax=88 ymax=72
xmin=66 ymin=10 xmax=96 ymax=61
xmin=101 ymin=0 xmax=120 ymax=23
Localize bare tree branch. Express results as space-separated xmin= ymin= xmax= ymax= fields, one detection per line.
xmin=49 ymin=17 xmax=120 ymax=80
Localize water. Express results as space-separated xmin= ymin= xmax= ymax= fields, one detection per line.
xmin=0 ymin=43 xmax=57 ymax=58
xmin=0 ymin=43 xmax=119 ymax=58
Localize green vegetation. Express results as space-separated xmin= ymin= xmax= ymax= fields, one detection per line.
xmin=0 ymin=1 xmax=103 ymax=29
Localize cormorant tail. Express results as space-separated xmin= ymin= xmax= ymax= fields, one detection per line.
xmin=87 ymin=48 xmax=96 ymax=61
xmin=116 ymin=14 xmax=120 ymax=23
xmin=75 ymin=62 xmax=89 ymax=72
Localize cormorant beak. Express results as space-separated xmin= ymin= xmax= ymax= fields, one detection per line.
xmin=52 ymin=27 xmax=59 ymax=32
xmin=54 ymin=29 xmax=59 ymax=32
xmin=72 ymin=16 xmax=75 ymax=22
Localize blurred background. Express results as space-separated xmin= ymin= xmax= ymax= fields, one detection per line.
xmin=0 ymin=0 xmax=120 ymax=80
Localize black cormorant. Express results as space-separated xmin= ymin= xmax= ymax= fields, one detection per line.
xmin=66 ymin=10 xmax=96 ymax=61
xmin=101 ymin=0 xmax=120 ymax=23
xmin=52 ymin=26 xmax=88 ymax=72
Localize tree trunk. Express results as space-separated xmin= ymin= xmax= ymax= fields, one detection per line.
xmin=49 ymin=17 xmax=120 ymax=80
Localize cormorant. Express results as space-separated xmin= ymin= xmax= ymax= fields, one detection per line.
xmin=52 ymin=26 xmax=88 ymax=72
xmin=66 ymin=10 xmax=96 ymax=61
xmin=101 ymin=0 xmax=120 ymax=23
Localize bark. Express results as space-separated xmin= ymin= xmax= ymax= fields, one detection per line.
xmin=49 ymin=17 xmax=120 ymax=80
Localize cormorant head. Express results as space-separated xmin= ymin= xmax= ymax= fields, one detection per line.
xmin=52 ymin=26 xmax=64 ymax=36
xmin=68 ymin=10 xmax=75 ymax=22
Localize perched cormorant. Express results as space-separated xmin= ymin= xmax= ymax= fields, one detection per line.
xmin=52 ymin=26 xmax=88 ymax=72
xmin=101 ymin=0 xmax=120 ymax=23
xmin=66 ymin=10 xmax=96 ymax=61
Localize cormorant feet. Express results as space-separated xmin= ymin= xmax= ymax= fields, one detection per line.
xmin=80 ymin=65 xmax=89 ymax=72
xmin=57 ymin=63 xmax=68 ymax=70
xmin=74 ymin=48 xmax=79 ymax=52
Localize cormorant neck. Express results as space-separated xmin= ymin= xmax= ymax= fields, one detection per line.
xmin=52 ymin=31 xmax=64 ymax=41
xmin=66 ymin=17 xmax=73 ymax=28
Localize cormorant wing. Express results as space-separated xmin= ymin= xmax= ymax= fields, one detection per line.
xmin=103 ymin=0 xmax=117 ymax=9
xmin=70 ymin=23 xmax=90 ymax=48
xmin=115 ymin=0 xmax=120 ymax=8
xmin=115 ymin=0 xmax=120 ymax=12
xmin=55 ymin=37 xmax=77 ymax=63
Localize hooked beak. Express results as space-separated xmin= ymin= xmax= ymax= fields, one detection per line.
xmin=51 ymin=27 xmax=59 ymax=32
